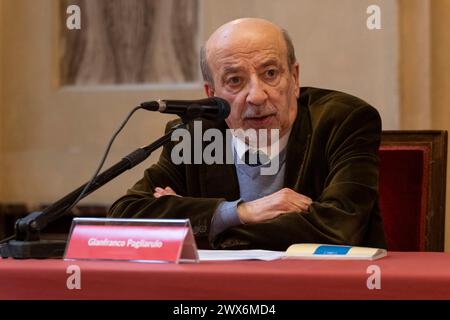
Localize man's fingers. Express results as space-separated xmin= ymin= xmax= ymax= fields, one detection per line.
xmin=286 ymin=198 xmax=310 ymax=212
xmin=289 ymin=195 xmax=312 ymax=212
xmin=281 ymin=188 xmax=312 ymax=204
xmin=295 ymin=194 xmax=312 ymax=205
xmin=154 ymin=187 xmax=171 ymax=197
xmin=153 ymin=186 xmax=180 ymax=198
xmin=164 ymin=186 xmax=176 ymax=194
xmin=274 ymin=188 xmax=312 ymax=212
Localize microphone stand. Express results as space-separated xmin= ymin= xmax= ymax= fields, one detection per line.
xmin=0 ymin=122 xmax=188 ymax=259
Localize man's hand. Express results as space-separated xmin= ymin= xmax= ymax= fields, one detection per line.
xmin=153 ymin=186 xmax=179 ymax=198
xmin=237 ymin=188 xmax=312 ymax=224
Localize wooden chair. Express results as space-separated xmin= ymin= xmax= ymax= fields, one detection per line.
xmin=379 ymin=131 xmax=447 ymax=251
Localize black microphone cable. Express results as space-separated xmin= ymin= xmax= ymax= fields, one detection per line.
xmin=64 ymin=98 xmax=227 ymax=215
xmin=62 ymin=105 xmax=143 ymax=216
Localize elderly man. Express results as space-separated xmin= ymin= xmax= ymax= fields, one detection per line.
xmin=108 ymin=18 xmax=386 ymax=250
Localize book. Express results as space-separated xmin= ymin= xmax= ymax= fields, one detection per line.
xmin=284 ymin=243 xmax=387 ymax=261
xmin=198 ymin=244 xmax=387 ymax=261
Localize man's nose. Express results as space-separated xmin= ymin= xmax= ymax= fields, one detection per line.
xmin=246 ymin=76 xmax=268 ymax=106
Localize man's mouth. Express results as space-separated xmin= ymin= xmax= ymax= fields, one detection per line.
xmin=244 ymin=114 xmax=275 ymax=126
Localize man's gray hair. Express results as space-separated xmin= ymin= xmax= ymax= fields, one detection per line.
xmin=200 ymin=28 xmax=297 ymax=89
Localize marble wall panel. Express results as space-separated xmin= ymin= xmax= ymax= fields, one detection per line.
xmin=59 ymin=0 xmax=200 ymax=85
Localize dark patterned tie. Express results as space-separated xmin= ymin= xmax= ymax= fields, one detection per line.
xmin=242 ymin=150 xmax=270 ymax=167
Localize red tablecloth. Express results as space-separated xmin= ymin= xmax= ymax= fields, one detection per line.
xmin=1 ymin=252 xmax=449 ymax=300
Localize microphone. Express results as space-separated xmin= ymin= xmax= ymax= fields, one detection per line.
xmin=140 ymin=97 xmax=230 ymax=121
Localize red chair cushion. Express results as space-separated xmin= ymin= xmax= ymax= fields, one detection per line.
xmin=379 ymin=146 xmax=429 ymax=251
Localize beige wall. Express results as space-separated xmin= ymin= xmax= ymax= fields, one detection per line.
xmin=0 ymin=0 xmax=4 ymax=200
xmin=0 ymin=0 xmax=196 ymax=206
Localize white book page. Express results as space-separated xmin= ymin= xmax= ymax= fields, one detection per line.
xmin=198 ymin=249 xmax=284 ymax=261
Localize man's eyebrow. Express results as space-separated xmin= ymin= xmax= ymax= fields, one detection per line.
xmin=222 ymin=66 xmax=242 ymax=74
xmin=259 ymin=59 xmax=280 ymax=68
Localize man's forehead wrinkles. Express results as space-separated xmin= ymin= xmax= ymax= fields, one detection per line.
xmin=219 ymin=57 xmax=281 ymax=73
xmin=215 ymin=46 xmax=278 ymax=56
xmin=215 ymin=50 xmax=281 ymax=66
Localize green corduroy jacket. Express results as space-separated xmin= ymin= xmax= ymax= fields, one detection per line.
xmin=108 ymin=87 xmax=387 ymax=250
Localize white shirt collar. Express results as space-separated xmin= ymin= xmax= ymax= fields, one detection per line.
xmin=232 ymin=128 xmax=292 ymax=161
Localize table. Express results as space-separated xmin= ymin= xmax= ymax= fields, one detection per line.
xmin=1 ymin=252 xmax=449 ymax=300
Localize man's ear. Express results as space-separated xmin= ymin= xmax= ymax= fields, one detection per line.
xmin=292 ymin=62 xmax=300 ymax=98
xmin=204 ymin=83 xmax=215 ymax=97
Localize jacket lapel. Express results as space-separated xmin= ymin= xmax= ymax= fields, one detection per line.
xmin=199 ymin=120 xmax=240 ymax=200
xmin=284 ymin=92 xmax=312 ymax=191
